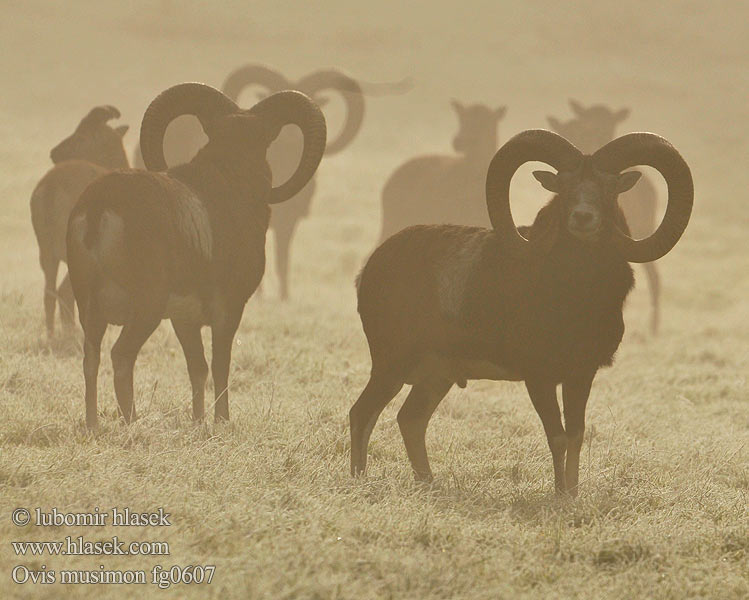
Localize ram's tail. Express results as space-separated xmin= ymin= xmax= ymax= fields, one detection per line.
xmin=66 ymin=193 xmax=130 ymax=327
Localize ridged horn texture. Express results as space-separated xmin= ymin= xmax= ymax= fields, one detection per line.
xmin=593 ymin=133 xmax=693 ymax=263
xmin=249 ymin=91 xmax=327 ymax=204
xmin=221 ymin=64 xmax=290 ymax=102
xmin=486 ymin=129 xmax=583 ymax=259
xmin=297 ymin=69 xmax=364 ymax=155
xmin=140 ymin=83 xmax=239 ymax=172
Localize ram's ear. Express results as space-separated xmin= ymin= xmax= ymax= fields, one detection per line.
xmin=450 ymin=99 xmax=465 ymax=117
xmin=614 ymin=107 xmax=631 ymax=122
xmin=569 ymin=99 xmax=586 ymax=116
xmin=617 ymin=170 xmax=641 ymax=193
xmin=494 ymin=106 xmax=507 ymax=120
xmin=547 ymin=116 xmax=563 ymax=133
xmin=533 ymin=170 xmax=560 ymax=193
xmin=114 ymin=125 xmax=129 ymax=138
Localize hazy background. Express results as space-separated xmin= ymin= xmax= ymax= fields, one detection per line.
xmin=2 ymin=0 xmax=747 ymax=276
xmin=1 ymin=2 xmax=747 ymax=598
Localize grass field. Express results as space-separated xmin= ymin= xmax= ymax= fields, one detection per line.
xmin=1 ymin=1 xmax=747 ymax=598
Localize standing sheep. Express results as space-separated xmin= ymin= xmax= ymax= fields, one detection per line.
xmin=66 ymin=84 xmax=326 ymax=428
xmin=548 ymin=100 xmax=661 ymax=333
xmin=352 ymin=129 xmax=692 ymax=495
xmin=378 ymin=100 xmax=507 ymax=242
xmin=30 ymin=106 xmax=129 ymax=336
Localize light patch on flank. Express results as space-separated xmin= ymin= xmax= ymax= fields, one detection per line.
xmin=96 ymin=211 xmax=125 ymax=263
xmin=435 ymin=234 xmax=485 ymax=318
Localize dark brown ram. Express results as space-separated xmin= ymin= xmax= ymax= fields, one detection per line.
xmin=352 ymin=129 xmax=692 ymax=496
xmin=66 ymin=83 xmax=326 ymax=428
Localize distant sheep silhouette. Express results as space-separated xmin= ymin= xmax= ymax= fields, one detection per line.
xmin=379 ymin=100 xmax=506 ymax=241
xmin=30 ymin=106 xmax=129 ymax=336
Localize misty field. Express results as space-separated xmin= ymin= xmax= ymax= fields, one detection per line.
xmin=1 ymin=1 xmax=747 ymax=598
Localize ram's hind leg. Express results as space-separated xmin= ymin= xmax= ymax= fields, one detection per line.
xmin=397 ymin=378 xmax=453 ymax=482
xmin=41 ymin=255 xmax=59 ymax=337
xmin=111 ymin=315 xmax=160 ymax=424
xmin=80 ymin=302 xmax=107 ymax=429
xmin=171 ymin=319 xmax=208 ymax=421
xmin=526 ymin=379 xmax=567 ymax=495
xmin=349 ymin=368 xmax=404 ymax=477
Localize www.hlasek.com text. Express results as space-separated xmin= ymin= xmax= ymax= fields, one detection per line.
xmin=13 ymin=536 xmax=169 ymax=556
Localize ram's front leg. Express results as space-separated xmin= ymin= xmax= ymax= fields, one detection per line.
xmin=172 ymin=319 xmax=209 ymax=421
xmin=273 ymin=217 xmax=299 ymax=301
xmin=210 ymin=303 xmax=243 ymax=422
xmin=526 ymin=378 xmax=567 ymax=495
xmin=562 ymin=369 xmax=596 ymax=497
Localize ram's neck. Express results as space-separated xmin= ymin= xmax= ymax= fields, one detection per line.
xmin=171 ymin=153 xmax=273 ymax=207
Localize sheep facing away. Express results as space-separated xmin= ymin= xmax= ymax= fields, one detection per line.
xmin=548 ymin=100 xmax=662 ymax=333
xmin=29 ymin=105 xmax=129 ymax=336
xmin=379 ymin=100 xmax=507 ymax=242
xmin=352 ymin=129 xmax=693 ymax=496
xmin=133 ymin=64 xmax=412 ymax=299
xmin=66 ymin=84 xmax=326 ymax=428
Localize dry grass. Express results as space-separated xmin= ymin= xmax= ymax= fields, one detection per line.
xmin=1 ymin=1 xmax=747 ymax=598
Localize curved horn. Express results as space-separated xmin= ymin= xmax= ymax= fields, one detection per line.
xmin=485 ymin=129 xmax=583 ymax=259
xmin=221 ymin=64 xmax=290 ymax=102
xmin=593 ymin=133 xmax=693 ymax=263
xmin=249 ymin=91 xmax=327 ymax=204
xmin=357 ymin=76 xmax=414 ymax=96
xmin=140 ymin=82 xmax=238 ymax=172
xmin=296 ymin=69 xmax=364 ymax=155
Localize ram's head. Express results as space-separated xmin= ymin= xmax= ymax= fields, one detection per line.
xmin=487 ymin=129 xmax=692 ymax=263
xmin=50 ymin=106 xmax=128 ymax=168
